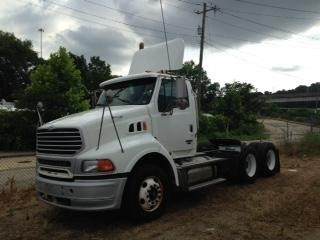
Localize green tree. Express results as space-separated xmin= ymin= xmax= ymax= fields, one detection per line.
xmin=214 ymin=82 xmax=263 ymax=131
xmin=21 ymin=47 xmax=90 ymax=121
xmin=87 ymin=56 xmax=112 ymax=90
xmin=174 ymin=61 xmax=220 ymax=111
xmin=0 ymin=31 xmax=39 ymax=100
xmin=68 ymin=52 xmax=88 ymax=87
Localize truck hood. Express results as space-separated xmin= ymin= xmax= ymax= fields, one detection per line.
xmin=40 ymin=105 xmax=148 ymax=129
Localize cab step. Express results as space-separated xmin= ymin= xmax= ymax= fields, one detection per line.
xmin=188 ymin=178 xmax=226 ymax=191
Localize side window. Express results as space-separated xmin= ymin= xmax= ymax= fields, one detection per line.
xmin=158 ymin=79 xmax=189 ymax=112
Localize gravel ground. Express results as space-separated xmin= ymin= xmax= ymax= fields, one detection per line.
xmin=1 ymin=154 xmax=320 ymax=240
xmin=0 ymin=156 xmax=35 ymax=188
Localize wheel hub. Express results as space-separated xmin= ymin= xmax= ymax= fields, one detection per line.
xmin=139 ymin=176 xmax=163 ymax=212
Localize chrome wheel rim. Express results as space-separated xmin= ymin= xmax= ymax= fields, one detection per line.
xmin=139 ymin=176 xmax=163 ymax=212
xmin=245 ymin=153 xmax=257 ymax=177
xmin=266 ymin=149 xmax=276 ymax=171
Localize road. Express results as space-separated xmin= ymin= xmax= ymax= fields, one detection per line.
xmin=260 ymin=118 xmax=320 ymax=144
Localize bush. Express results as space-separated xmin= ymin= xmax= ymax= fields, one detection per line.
xmin=199 ymin=114 xmax=227 ymax=139
xmin=0 ymin=110 xmax=37 ymax=151
xmin=199 ymin=113 xmax=266 ymax=141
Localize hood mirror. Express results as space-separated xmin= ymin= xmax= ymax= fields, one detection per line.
xmin=105 ymin=90 xmax=113 ymax=104
xmin=37 ymin=101 xmax=44 ymax=110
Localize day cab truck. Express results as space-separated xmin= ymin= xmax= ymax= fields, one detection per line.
xmin=36 ymin=39 xmax=280 ymax=221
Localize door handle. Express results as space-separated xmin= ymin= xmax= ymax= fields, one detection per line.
xmin=185 ymin=139 xmax=193 ymax=144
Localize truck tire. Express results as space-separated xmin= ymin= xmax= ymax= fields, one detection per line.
xmin=257 ymin=143 xmax=280 ymax=177
xmin=123 ymin=164 xmax=170 ymax=221
xmin=239 ymin=146 xmax=258 ymax=183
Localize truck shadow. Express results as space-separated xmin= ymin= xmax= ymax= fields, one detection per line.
xmin=46 ymin=185 xmax=225 ymax=232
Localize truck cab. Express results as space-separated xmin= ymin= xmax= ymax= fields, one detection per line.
xmin=36 ymin=39 xmax=280 ymax=221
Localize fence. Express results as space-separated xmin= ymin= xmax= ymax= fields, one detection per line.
xmin=0 ymin=153 xmax=35 ymax=190
xmin=261 ymin=118 xmax=320 ymax=144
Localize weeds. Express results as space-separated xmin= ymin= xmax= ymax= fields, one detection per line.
xmin=280 ymin=132 xmax=320 ymax=157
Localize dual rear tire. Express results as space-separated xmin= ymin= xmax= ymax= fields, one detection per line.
xmin=239 ymin=142 xmax=280 ymax=183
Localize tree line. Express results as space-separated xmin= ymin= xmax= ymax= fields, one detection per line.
xmin=0 ymin=30 xmax=267 ymax=151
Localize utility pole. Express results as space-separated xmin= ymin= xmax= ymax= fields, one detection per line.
xmin=195 ymin=3 xmax=220 ymax=111
xmin=38 ymin=28 xmax=44 ymax=58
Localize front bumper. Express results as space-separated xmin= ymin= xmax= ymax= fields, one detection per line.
xmin=36 ymin=175 xmax=127 ymax=211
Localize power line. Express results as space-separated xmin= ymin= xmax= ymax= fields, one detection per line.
xmin=234 ymin=0 xmax=320 ymax=15
xmin=207 ymin=16 xmax=285 ymax=41
xmin=175 ymin=0 xmax=201 ymax=6
xmin=42 ymin=0 xmax=197 ymax=37
xmin=84 ymin=0 xmax=196 ymax=31
xmin=222 ymin=8 xmax=320 ymax=21
xmin=207 ymin=16 xmax=320 ymax=51
xmin=221 ymin=11 xmax=319 ymax=41
xmin=20 ymin=0 xmax=200 ymax=46
xmin=163 ymin=1 xmax=194 ymax=13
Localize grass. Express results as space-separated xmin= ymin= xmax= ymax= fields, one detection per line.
xmin=280 ymin=132 xmax=320 ymax=157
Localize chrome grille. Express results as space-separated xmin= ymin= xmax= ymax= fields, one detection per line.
xmin=37 ymin=128 xmax=83 ymax=155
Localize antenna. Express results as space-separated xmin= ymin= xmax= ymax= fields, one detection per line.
xmin=159 ymin=0 xmax=171 ymax=71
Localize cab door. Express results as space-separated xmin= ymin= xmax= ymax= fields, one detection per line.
xmin=152 ymin=78 xmax=196 ymax=158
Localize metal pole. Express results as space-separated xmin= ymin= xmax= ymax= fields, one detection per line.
xmin=199 ymin=3 xmax=206 ymax=71
xmin=38 ymin=28 xmax=44 ymax=58
xmin=195 ymin=4 xmax=220 ymax=112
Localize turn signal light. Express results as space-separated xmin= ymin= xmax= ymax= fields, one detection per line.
xmin=143 ymin=121 xmax=148 ymax=131
xmin=97 ymin=159 xmax=115 ymax=172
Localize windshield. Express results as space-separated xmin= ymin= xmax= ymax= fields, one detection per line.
xmin=96 ymin=77 xmax=157 ymax=106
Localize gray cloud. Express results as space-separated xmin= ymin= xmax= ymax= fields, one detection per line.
xmin=114 ymin=0 xmax=320 ymax=50
xmin=1 ymin=0 xmax=320 ymax=75
xmin=56 ymin=26 xmax=135 ymax=67
xmin=272 ymin=65 xmax=301 ymax=72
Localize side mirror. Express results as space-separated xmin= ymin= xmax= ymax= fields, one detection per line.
xmin=175 ymin=78 xmax=188 ymax=110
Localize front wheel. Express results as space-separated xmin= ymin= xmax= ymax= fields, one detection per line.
xmin=123 ymin=164 xmax=170 ymax=221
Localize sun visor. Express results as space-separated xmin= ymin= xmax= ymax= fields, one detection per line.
xmin=129 ymin=38 xmax=184 ymax=75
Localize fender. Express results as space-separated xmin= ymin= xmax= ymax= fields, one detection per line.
xmin=125 ymin=139 xmax=179 ymax=186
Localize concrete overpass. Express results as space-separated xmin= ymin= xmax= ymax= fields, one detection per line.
xmin=266 ymin=92 xmax=320 ymax=109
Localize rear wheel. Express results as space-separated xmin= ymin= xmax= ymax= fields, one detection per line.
xmin=239 ymin=146 xmax=258 ymax=183
xmin=258 ymin=143 xmax=280 ymax=177
xmin=123 ymin=164 xmax=170 ymax=221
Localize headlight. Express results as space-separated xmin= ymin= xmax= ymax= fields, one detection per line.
xmin=82 ymin=159 xmax=115 ymax=173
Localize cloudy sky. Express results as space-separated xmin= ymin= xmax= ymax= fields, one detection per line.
xmin=1 ymin=0 xmax=320 ymax=92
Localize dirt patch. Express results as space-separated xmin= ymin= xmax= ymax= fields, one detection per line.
xmin=1 ymin=155 xmax=320 ymax=240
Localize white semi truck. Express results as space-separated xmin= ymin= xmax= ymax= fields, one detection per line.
xmin=36 ymin=39 xmax=280 ymax=221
